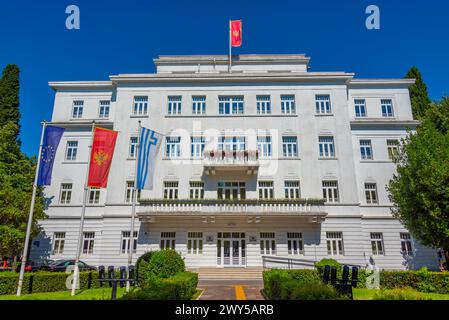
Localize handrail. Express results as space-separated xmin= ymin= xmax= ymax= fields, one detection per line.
xmin=262 ymin=255 xmax=317 ymax=269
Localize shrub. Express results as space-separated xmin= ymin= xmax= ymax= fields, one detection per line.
xmin=147 ymin=250 xmax=185 ymax=279
xmin=373 ymin=288 xmax=427 ymax=300
xmin=0 ymin=271 xmax=102 ymax=295
xmin=290 ymin=281 xmax=347 ymax=300
xmin=122 ymin=272 xmax=198 ymax=300
xmin=263 ymin=269 xmax=322 ymax=300
xmin=135 ymin=251 xmax=156 ymax=287
xmin=380 ymin=270 xmax=449 ymax=294
xmin=315 ymin=258 xmax=342 ymax=276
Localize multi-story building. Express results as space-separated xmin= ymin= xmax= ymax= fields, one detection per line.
xmin=30 ymin=54 xmax=438 ymax=270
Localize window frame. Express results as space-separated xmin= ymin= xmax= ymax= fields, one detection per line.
xmin=88 ymin=187 xmax=100 ymax=205
xmin=160 ymin=232 xmax=176 ymax=250
xmin=260 ymin=232 xmax=276 ymax=255
xmin=284 ymin=181 xmax=301 ymax=199
xmin=360 ymin=139 xmax=373 ymax=160
xmin=189 ymin=181 xmax=204 ymax=199
xmin=192 ymin=96 xmax=206 ymax=115
xmin=59 ymin=183 xmax=72 ymax=204
xmin=168 ymin=96 xmax=182 ymax=115
xmin=318 ymin=136 xmax=335 ymax=158
xmin=282 ymin=136 xmax=298 ymax=157
xmin=315 ymin=95 xmax=332 ymax=114
xmin=65 ymin=141 xmax=78 ymax=161
xmin=287 ymin=232 xmax=304 ymax=255
xmin=400 ymin=233 xmax=413 ymax=256
xmin=256 ymin=95 xmax=271 ymax=115
xmin=52 ymin=232 xmax=66 ymax=255
xmin=370 ymin=232 xmax=385 ymax=255
xmin=191 ymin=136 xmax=205 ymax=158
xmin=381 ymin=99 xmax=394 ymax=117
xmin=258 ymin=181 xmax=274 ymax=200
xmin=322 ymin=180 xmax=339 ymax=203
xmin=281 ymin=95 xmax=296 ymax=114
xmin=129 ymin=136 xmax=138 ymax=159
xmin=71 ymin=100 xmax=84 ymax=119
xmin=98 ymin=100 xmax=110 ymax=119
xmin=354 ymin=99 xmax=367 ymax=117
xmin=166 ymin=136 xmax=181 ymax=158
xmin=82 ymin=232 xmax=95 ymax=255
xmin=163 ymin=181 xmax=179 ymax=200
xmin=365 ymin=183 xmax=378 ymax=204
xmin=326 ymin=232 xmax=344 ymax=256
xmin=132 ymin=96 xmax=148 ymax=116
xmin=257 ymin=136 xmax=272 ymax=158
xmin=187 ymin=232 xmax=203 ymax=255
xmin=121 ymin=231 xmax=138 ymax=254
xmin=218 ymin=96 xmax=244 ymax=115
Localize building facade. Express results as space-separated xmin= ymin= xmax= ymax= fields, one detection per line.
xmin=30 ymin=54 xmax=438 ymax=270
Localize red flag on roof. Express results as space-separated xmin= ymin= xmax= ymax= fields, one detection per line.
xmin=230 ymin=20 xmax=242 ymax=47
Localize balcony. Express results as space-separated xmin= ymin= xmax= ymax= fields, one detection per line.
xmin=203 ymin=150 xmax=259 ymax=175
xmin=137 ymin=198 xmax=327 ymax=222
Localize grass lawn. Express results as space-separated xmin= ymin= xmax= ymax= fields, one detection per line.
xmin=353 ymin=288 xmax=449 ymax=300
xmin=0 ymin=287 xmax=127 ymax=300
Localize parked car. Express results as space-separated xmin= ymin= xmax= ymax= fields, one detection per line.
xmin=42 ymin=259 xmax=96 ymax=272
xmin=14 ymin=259 xmax=55 ymax=272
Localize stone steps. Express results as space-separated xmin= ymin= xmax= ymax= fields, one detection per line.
xmin=189 ymin=267 xmax=264 ymax=281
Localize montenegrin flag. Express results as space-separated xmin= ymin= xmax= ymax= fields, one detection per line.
xmin=230 ymin=20 xmax=242 ymax=47
xmin=88 ymin=127 xmax=118 ymax=188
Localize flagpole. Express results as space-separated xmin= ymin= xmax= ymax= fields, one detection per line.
xmin=229 ymin=19 xmax=232 ymax=73
xmin=71 ymin=121 xmax=95 ymax=296
xmin=16 ymin=121 xmax=47 ymax=296
xmin=127 ymin=120 xmax=141 ymax=292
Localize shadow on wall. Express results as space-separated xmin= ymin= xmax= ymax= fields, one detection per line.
xmin=29 ymin=232 xmax=52 ymax=261
xmin=405 ymin=243 xmax=439 ymax=271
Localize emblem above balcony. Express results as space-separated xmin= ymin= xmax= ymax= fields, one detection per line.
xmin=203 ymin=150 xmax=259 ymax=175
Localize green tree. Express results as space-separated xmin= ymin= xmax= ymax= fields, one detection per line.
xmin=0 ymin=64 xmax=45 ymax=263
xmin=388 ymin=97 xmax=449 ymax=267
xmin=405 ymin=66 xmax=431 ymax=120
xmin=0 ymin=64 xmax=20 ymax=136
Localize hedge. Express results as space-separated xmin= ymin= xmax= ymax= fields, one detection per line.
xmin=147 ymin=250 xmax=185 ymax=279
xmin=135 ymin=251 xmax=156 ymax=287
xmin=121 ymin=272 xmax=198 ymax=300
xmin=379 ymin=269 xmax=449 ymax=294
xmin=0 ymin=270 xmax=125 ymax=296
xmin=263 ymin=269 xmax=321 ymax=300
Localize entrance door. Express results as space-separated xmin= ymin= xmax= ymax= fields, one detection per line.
xmin=217 ymin=232 xmax=246 ymax=267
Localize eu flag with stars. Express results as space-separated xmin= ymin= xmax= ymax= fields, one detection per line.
xmin=37 ymin=125 xmax=65 ymax=186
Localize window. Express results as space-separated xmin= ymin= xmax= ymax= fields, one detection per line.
xmin=160 ymin=232 xmax=176 ymax=250
xmin=400 ymin=233 xmax=413 ymax=256
xmin=282 ymin=136 xmax=298 ymax=157
xmin=219 ymin=96 xmax=244 ymax=115
xmin=370 ymin=233 xmax=384 ymax=255
xmin=121 ymin=231 xmax=138 ymax=254
xmin=163 ymin=181 xmax=179 ymax=199
xmin=281 ymin=95 xmax=296 ymax=114
xmin=287 ymin=232 xmax=303 ymax=255
xmin=260 ymin=232 xmax=276 ymax=255
xmin=129 ymin=137 xmax=138 ymax=158
xmin=322 ymin=180 xmax=339 ymax=203
xmin=257 ymin=136 xmax=272 ymax=157
xmin=187 ymin=232 xmax=203 ymax=255
xmin=218 ymin=136 xmax=245 ymax=151
xmin=257 ymin=95 xmax=271 ymax=114
xmin=327 ymin=232 xmax=344 ymax=255
xmin=59 ymin=183 xmax=72 ymax=204
xmin=88 ymin=187 xmax=100 ymax=204
xmin=192 ymin=96 xmax=206 ymax=114
xmin=189 ymin=182 xmax=204 ymax=199
xmin=82 ymin=232 xmax=95 ymax=254
xmin=354 ymin=99 xmax=366 ymax=117
xmin=133 ymin=96 xmax=148 ymax=116
xmin=360 ymin=140 xmax=373 ymax=160
xmin=168 ymin=96 xmax=182 ymax=115
xmin=52 ymin=232 xmax=65 ymax=255
xmin=259 ymin=181 xmax=274 ymax=199
xmin=319 ymin=136 xmax=335 ymax=158
xmin=191 ymin=136 xmax=205 ymax=158
xmin=316 ymin=95 xmax=331 ymax=114
xmin=284 ymin=181 xmax=300 ymax=199
xmin=381 ymin=99 xmax=394 ymax=117
xmin=72 ymin=100 xmax=84 ymax=119
xmin=217 ymin=181 xmax=246 ymax=200
xmin=365 ymin=183 xmax=378 ymax=204
xmin=99 ymin=100 xmax=110 ymax=119
xmin=387 ymin=140 xmax=399 ymax=160
xmin=125 ymin=181 xmax=136 ymax=203
xmin=166 ymin=137 xmax=181 ymax=158
xmin=65 ymin=141 xmax=78 ymax=161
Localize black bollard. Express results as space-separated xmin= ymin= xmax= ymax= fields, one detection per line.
xmin=323 ymin=265 xmax=330 ymax=284
xmin=107 ymin=266 xmax=114 ymax=287
xmin=128 ymin=265 xmax=135 ymax=286
xmin=351 ymin=266 xmax=359 ymax=288
xmin=111 ymin=281 xmax=117 ymax=300
xmin=119 ymin=266 xmax=126 ymax=288
xmin=98 ymin=266 xmax=105 ymax=287
xmin=330 ymin=266 xmax=337 ymax=285
xmin=341 ymin=265 xmax=350 ymax=284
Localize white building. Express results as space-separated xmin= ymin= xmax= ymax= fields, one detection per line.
xmin=30 ymin=54 xmax=438 ymax=270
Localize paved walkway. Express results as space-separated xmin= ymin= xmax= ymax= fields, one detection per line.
xmin=198 ymin=280 xmax=265 ymax=300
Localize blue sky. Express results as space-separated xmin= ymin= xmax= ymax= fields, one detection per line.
xmin=0 ymin=0 xmax=448 ymax=156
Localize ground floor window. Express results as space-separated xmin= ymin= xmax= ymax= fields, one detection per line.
xmin=163 ymin=182 xmax=179 ymax=199
xmin=83 ymin=232 xmax=95 ymax=254
xmin=160 ymin=232 xmax=176 ymax=250
xmin=326 ymin=232 xmax=344 ymax=256
xmin=287 ymin=232 xmax=303 ymax=255
xmin=52 ymin=232 xmax=65 ymax=255
xmin=370 ymin=232 xmax=384 ymax=255
xmin=189 ymin=182 xmax=204 ymax=199
xmin=187 ymin=232 xmax=203 ymax=255
xmin=121 ymin=231 xmax=138 ymax=254
xmin=400 ymin=233 xmax=413 ymax=256
xmin=260 ymin=232 xmax=276 ymax=255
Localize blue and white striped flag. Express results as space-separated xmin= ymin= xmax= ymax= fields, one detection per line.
xmin=137 ymin=127 xmax=162 ymax=190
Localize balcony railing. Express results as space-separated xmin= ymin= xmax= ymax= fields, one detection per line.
xmin=203 ymin=150 xmax=259 ymax=175
xmin=138 ymin=198 xmax=327 ymax=219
